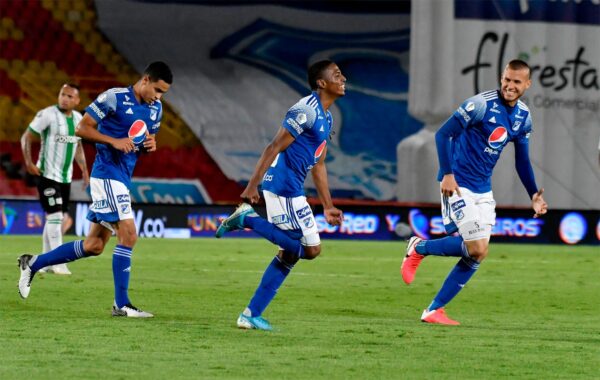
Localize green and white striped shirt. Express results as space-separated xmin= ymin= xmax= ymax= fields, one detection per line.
xmin=29 ymin=105 xmax=83 ymax=184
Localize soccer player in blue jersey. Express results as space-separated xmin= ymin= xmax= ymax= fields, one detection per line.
xmin=215 ymin=60 xmax=345 ymax=330
xmin=401 ymin=59 xmax=548 ymax=325
xmin=17 ymin=62 xmax=172 ymax=318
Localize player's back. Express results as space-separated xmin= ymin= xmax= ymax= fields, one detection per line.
xmin=262 ymin=92 xmax=332 ymax=197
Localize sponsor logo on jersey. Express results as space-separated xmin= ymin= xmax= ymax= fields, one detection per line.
xmin=296 ymin=206 xmax=312 ymax=219
xmin=54 ymin=135 xmax=79 ymax=144
xmin=89 ymin=103 xmax=105 ymax=119
xmin=319 ymin=125 xmax=325 ymax=132
xmin=126 ymin=108 xmax=134 ymax=115
xmin=128 ymin=120 xmax=147 ymax=144
xmin=125 ymin=95 xmax=130 ymax=101
xmin=150 ymin=109 xmax=158 ymax=121
xmin=488 ymin=126 xmax=508 ymax=149
xmin=451 ymin=199 xmax=466 ymax=212
xmin=123 ymin=101 xmax=135 ymax=106
xmin=271 ymin=214 xmax=289 ymax=225
xmin=484 ymin=147 xmax=499 ymax=155
xmin=287 ymin=118 xmax=303 ymax=135
xmin=314 ymin=140 xmax=327 ymax=163
xmin=490 ymin=102 xmax=501 ymax=114
xmin=488 ymin=116 xmax=497 ymax=124
xmin=117 ymin=194 xmax=130 ymax=203
xmin=263 ymin=174 xmax=273 ymax=182
xmin=512 ymin=121 xmax=522 ymax=131
xmin=457 ymin=107 xmax=471 ymax=122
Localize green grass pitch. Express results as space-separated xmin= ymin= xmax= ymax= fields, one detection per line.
xmin=1 ymin=235 xmax=599 ymax=379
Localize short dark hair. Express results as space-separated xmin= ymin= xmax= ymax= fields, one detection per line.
xmin=144 ymin=61 xmax=173 ymax=84
xmin=62 ymin=83 xmax=80 ymax=92
xmin=308 ymin=60 xmax=334 ymax=90
xmin=507 ymin=59 xmax=531 ymax=78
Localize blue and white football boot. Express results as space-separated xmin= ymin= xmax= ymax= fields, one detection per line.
xmin=215 ymin=203 xmax=256 ymax=238
xmin=237 ymin=310 xmax=273 ymax=331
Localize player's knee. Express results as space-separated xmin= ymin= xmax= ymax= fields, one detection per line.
xmin=278 ymin=250 xmax=299 ymax=267
xmin=465 ymin=243 xmax=488 ymax=262
xmin=303 ymin=245 xmax=321 ymax=260
xmin=83 ymin=238 xmax=105 ymax=256
xmin=118 ymin=231 xmax=137 ymax=247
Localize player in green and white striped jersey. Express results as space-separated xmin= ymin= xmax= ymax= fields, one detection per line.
xmin=21 ymin=83 xmax=90 ymax=275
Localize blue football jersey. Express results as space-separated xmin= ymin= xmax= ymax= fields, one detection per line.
xmin=438 ymin=90 xmax=533 ymax=193
xmin=262 ymin=92 xmax=332 ymax=197
xmin=85 ymin=86 xmax=162 ymax=187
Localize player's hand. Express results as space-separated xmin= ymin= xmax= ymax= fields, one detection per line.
xmin=25 ymin=162 xmax=41 ymax=176
xmin=111 ymin=137 xmax=135 ymax=153
xmin=143 ymin=132 xmax=157 ymax=152
xmin=532 ymin=188 xmax=547 ymax=218
xmin=440 ymin=174 xmax=461 ymax=197
xmin=241 ymin=186 xmax=260 ymax=204
xmin=324 ymin=207 xmax=343 ymax=226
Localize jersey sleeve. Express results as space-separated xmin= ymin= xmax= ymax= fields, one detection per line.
xmin=281 ymin=103 xmax=317 ymax=138
xmin=85 ymin=90 xmax=117 ymax=123
xmin=28 ymin=108 xmax=51 ymax=135
xmin=452 ymin=94 xmax=487 ymax=128
xmin=515 ymin=112 xmax=533 ymax=144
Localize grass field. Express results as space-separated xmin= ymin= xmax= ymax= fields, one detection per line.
xmin=1 ymin=236 xmax=599 ymax=379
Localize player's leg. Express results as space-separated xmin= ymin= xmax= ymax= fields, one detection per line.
xmin=49 ymin=182 xmax=73 ymax=274
xmin=36 ymin=176 xmax=62 ymax=273
xmin=401 ymin=191 xmax=469 ymax=284
xmin=421 ymin=190 xmax=495 ymax=325
xmin=237 ymin=193 xmax=320 ymax=330
xmin=216 ymin=191 xmax=310 ymax=260
xmin=17 ymin=221 xmax=110 ymax=299
xmin=99 ymin=180 xmax=152 ymax=318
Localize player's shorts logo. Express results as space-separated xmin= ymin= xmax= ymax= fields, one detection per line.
xmin=296 ymin=206 xmax=312 ymax=219
xmin=129 ymin=120 xmax=147 ymax=144
xmin=488 ymin=126 xmax=508 ymax=149
xmin=314 ymin=140 xmax=327 ymax=163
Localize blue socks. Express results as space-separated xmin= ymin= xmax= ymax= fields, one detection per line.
xmin=248 ymin=256 xmax=294 ymax=317
xmin=30 ymin=240 xmax=89 ymax=272
xmin=416 ymin=236 xmax=465 ymax=257
xmin=113 ymin=245 xmax=132 ymax=308
xmin=428 ymin=254 xmax=480 ymax=311
xmin=244 ymin=216 xmax=305 ymax=259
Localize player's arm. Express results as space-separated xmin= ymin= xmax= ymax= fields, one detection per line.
xmin=311 ymin=147 xmax=343 ymax=226
xmin=514 ymin=137 xmax=547 ymax=218
xmin=435 ymin=116 xmax=463 ymax=197
xmin=75 ymin=114 xmax=135 ymax=153
xmin=241 ymin=127 xmax=295 ymax=203
xmin=20 ymin=128 xmax=41 ymax=176
xmin=74 ymin=141 xmax=89 ymax=188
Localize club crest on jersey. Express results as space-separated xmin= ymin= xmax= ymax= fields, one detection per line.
xmin=488 ymin=126 xmax=507 ymax=149
xmin=314 ymin=140 xmax=327 ymax=163
xmin=150 ymin=109 xmax=158 ymax=121
xmin=128 ymin=120 xmax=147 ymax=144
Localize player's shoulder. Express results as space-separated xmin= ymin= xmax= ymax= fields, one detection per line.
xmin=72 ymin=110 xmax=83 ymax=118
xmin=286 ymin=94 xmax=318 ymax=125
xmin=516 ymin=99 xmax=531 ymax=113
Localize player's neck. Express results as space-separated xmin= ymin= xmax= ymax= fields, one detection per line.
xmin=57 ymin=106 xmax=73 ymax=117
xmin=133 ymin=82 xmax=143 ymax=104
xmin=316 ymin=91 xmax=336 ymax=111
